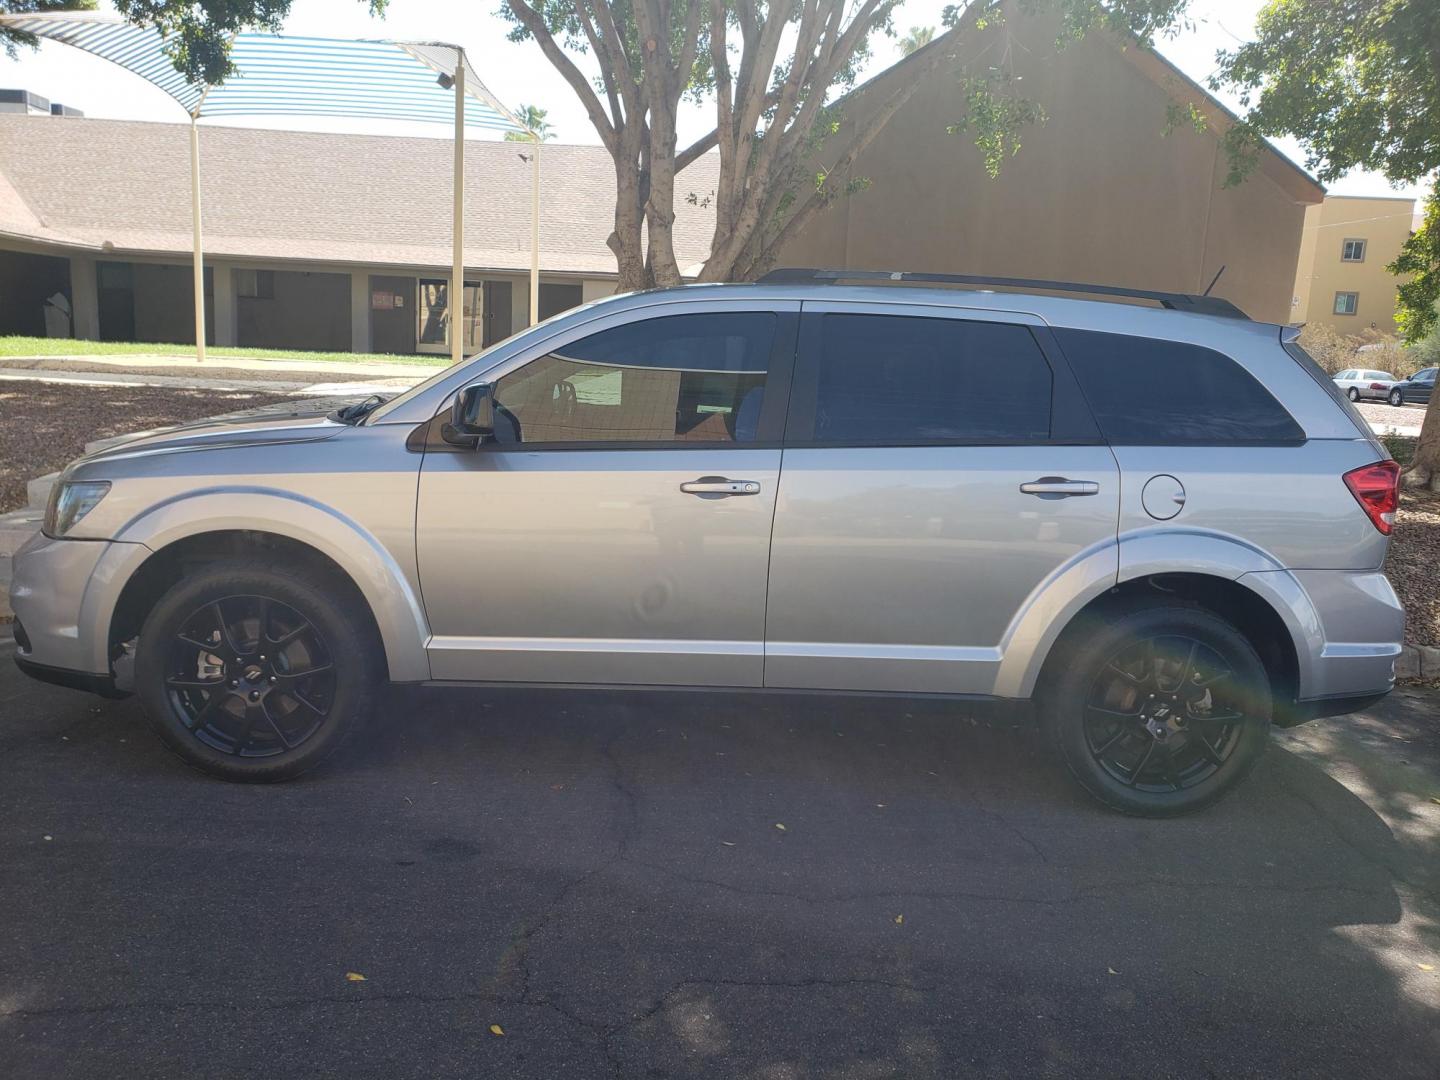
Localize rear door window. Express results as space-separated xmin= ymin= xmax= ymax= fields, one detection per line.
xmin=800 ymin=313 xmax=1053 ymax=443
xmin=1055 ymin=329 xmax=1304 ymax=444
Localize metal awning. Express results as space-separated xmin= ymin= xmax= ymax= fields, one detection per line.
xmin=0 ymin=12 xmax=539 ymax=364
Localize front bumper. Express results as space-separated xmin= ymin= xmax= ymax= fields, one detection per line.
xmin=8 ymin=530 xmax=148 ymax=680
xmin=13 ymin=651 xmax=125 ymax=698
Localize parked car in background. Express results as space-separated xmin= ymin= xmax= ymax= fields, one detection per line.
xmin=10 ymin=271 xmax=1405 ymax=817
xmin=1333 ymin=368 xmax=1398 ymax=402
xmin=1387 ymin=366 xmax=1436 ymax=406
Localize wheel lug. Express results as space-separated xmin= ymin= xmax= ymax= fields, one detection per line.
xmin=269 ymin=676 xmax=276 ymax=683
xmin=229 ymin=680 xmax=238 ymax=688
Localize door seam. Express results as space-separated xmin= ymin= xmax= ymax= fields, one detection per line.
xmin=760 ymin=446 xmax=785 ymax=688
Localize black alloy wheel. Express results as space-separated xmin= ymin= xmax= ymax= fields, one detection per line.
xmin=164 ymin=595 xmax=335 ymax=758
xmin=1083 ymin=635 xmax=1245 ymax=794
xmin=1042 ymin=604 xmax=1272 ymax=816
xmin=136 ymin=560 xmax=377 ymax=781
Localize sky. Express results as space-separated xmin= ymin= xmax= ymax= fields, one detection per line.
xmin=0 ymin=0 xmax=1428 ymax=203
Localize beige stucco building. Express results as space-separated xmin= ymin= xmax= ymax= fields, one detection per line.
xmin=1290 ymin=195 xmax=1417 ymax=334
xmin=776 ymin=10 xmax=1324 ymax=325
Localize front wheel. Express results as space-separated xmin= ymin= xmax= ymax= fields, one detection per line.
xmin=1040 ymin=605 xmax=1272 ymax=816
xmin=135 ymin=560 xmax=378 ymax=782
xmin=1390 ymin=389 xmax=1404 ymax=407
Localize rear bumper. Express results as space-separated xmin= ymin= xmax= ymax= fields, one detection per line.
xmin=1241 ymin=568 xmax=1403 ymax=705
xmin=1275 ymin=687 xmax=1390 ymax=727
xmin=1292 ymin=569 xmax=1405 ymax=700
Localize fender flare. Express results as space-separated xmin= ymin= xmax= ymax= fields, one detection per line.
xmin=994 ymin=528 xmax=1314 ymax=698
xmin=82 ymin=487 xmax=431 ymax=681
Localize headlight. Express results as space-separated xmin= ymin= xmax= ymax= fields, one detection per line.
xmin=43 ymin=481 xmax=111 ymax=538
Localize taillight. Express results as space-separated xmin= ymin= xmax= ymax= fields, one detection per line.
xmin=1343 ymin=460 xmax=1401 ymax=535
xmin=1369 ymin=382 xmax=1387 ymax=390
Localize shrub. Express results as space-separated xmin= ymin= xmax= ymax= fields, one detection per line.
xmin=1297 ymin=324 xmax=1423 ymax=377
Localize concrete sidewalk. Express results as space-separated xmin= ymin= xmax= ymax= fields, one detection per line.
xmin=0 ymin=352 xmax=444 ymax=381
xmin=0 ymin=352 xmax=439 ymax=399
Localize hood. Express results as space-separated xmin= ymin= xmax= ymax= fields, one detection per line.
xmin=76 ymin=397 xmax=349 ymax=466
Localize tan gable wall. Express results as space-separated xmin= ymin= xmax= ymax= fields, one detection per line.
xmin=1291 ymin=196 xmax=1416 ymax=334
xmin=775 ymin=13 xmax=1322 ymax=324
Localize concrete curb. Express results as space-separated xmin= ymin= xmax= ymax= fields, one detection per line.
xmin=1395 ymin=644 xmax=1440 ymax=681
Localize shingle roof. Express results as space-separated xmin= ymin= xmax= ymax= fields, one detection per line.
xmin=0 ymin=115 xmax=721 ymax=276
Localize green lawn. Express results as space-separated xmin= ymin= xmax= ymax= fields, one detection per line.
xmin=0 ymin=336 xmax=447 ymax=367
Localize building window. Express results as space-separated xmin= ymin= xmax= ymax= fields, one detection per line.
xmin=1341 ymin=238 xmax=1366 ymax=262
xmin=1334 ymin=291 xmax=1359 ymax=316
xmin=236 ymin=268 xmax=275 ymax=299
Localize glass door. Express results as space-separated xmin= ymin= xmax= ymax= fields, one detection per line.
xmin=462 ymin=283 xmax=484 ymax=353
xmin=418 ymin=279 xmax=488 ymax=355
xmin=416 ymin=278 xmax=450 ymax=354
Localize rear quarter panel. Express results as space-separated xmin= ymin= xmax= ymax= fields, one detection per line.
xmin=1111 ymin=441 xmax=1389 ymax=573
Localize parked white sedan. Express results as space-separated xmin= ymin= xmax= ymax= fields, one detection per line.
xmin=1333 ymin=368 xmax=1398 ymax=402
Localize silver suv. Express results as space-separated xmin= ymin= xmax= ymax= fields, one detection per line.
xmin=10 ymin=271 xmax=1405 ymax=815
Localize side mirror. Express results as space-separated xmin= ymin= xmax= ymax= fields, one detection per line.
xmin=448 ymin=383 xmax=496 ymax=441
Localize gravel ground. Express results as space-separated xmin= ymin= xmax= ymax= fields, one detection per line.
xmin=0 ymin=382 xmax=302 ymax=513
xmin=1356 ymin=399 xmax=1428 ymax=432
xmin=1390 ymin=487 xmax=1440 ymax=647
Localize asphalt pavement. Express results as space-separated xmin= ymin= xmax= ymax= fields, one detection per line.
xmin=2 ymin=640 xmax=1438 ymax=1079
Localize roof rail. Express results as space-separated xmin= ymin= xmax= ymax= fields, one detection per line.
xmin=756 ymin=268 xmax=1250 ymax=320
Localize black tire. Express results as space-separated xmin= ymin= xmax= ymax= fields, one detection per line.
xmin=1039 ymin=604 xmax=1271 ymax=817
xmin=134 ymin=559 xmax=378 ymax=782
xmin=1347 ymin=387 xmax=1361 ymax=401
xmin=1390 ymin=389 xmax=1404 ymax=407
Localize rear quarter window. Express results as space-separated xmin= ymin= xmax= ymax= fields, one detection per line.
xmin=1054 ymin=328 xmax=1304 ymax=444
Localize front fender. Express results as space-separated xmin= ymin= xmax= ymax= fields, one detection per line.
xmin=84 ymin=488 xmax=430 ymax=681
xmin=995 ymin=528 xmax=1309 ymax=699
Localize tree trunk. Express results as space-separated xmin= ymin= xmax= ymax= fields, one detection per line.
xmin=1404 ymin=397 xmax=1440 ymax=492
xmin=609 ymin=150 xmax=650 ymax=293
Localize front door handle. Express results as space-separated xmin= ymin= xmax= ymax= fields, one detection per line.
xmin=680 ymin=477 xmax=762 ymax=496
xmin=1020 ymin=477 xmax=1100 ymax=497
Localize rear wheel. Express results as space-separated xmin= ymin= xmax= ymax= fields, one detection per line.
xmin=135 ymin=560 xmax=378 ymax=782
xmin=1347 ymin=387 xmax=1361 ymax=401
xmin=1040 ymin=605 xmax=1271 ymax=816
xmin=1390 ymin=388 xmax=1404 ymax=407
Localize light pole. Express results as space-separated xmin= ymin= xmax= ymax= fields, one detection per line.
xmin=448 ymin=56 xmax=466 ymax=370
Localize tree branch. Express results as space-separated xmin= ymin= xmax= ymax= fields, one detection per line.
xmin=506 ymin=0 xmax=617 ymax=151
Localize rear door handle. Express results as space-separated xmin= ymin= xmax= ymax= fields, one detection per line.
xmin=1020 ymin=477 xmax=1100 ymax=497
xmin=680 ymin=477 xmax=762 ymax=496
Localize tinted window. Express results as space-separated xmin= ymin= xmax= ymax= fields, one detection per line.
xmin=811 ymin=315 xmax=1052 ymax=442
xmin=1417 ymin=369 xmax=1437 ymax=383
xmin=1057 ymin=329 xmax=1304 ymax=444
xmin=492 ymin=312 xmax=775 ymax=444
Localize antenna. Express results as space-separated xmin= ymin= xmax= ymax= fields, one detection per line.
xmin=1202 ymin=265 xmax=1226 ymax=297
